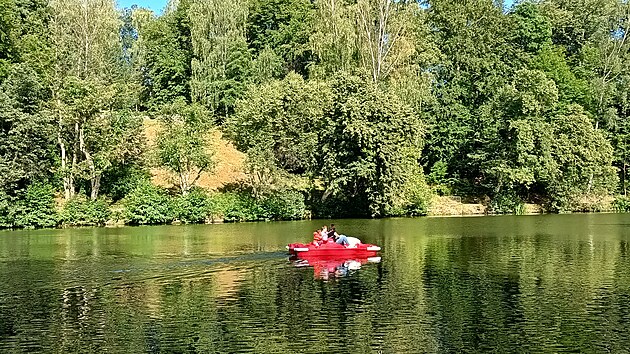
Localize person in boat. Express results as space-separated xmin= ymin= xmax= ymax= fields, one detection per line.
xmin=329 ymin=224 xmax=363 ymax=247
xmin=329 ymin=224 xmax=352 ymax=246
xmin=312 ymin=229 xmax=323 ymax=246
xmin=321 ymin=225 xmax=329 ymax=242
xmin=327 ymin=224 xmax=338 ymax=241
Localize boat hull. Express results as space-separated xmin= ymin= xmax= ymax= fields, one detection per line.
xmin=287 ymin=240 xmax=381 ymax=258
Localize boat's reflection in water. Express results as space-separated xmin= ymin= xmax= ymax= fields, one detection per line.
xmin=290 ymin=255 xmax=381 ymax=280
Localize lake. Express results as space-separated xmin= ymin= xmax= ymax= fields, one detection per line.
xmin=1 ymin=214 xmax=629 ymax=353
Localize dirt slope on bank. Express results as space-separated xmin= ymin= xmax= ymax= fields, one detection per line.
xmin=427 ymin=196 xmax=544 ymax=216
xmin=144 ymin=118 xmax=246 ymax=191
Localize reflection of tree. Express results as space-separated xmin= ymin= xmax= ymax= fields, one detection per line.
xmin=420 ymin=221 xmax=629 ymax=353
xmin=3 ymin=217 xmax=630 ymax=352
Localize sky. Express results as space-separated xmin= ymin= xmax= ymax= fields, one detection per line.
xmin=117 ymin=0 xmax=167 ymax=13
xmin=116 ymin=0 xmax=517 ymax=14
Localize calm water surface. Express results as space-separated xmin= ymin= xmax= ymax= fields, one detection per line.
xmin=1 ymin=214 xmax=630 ymax=353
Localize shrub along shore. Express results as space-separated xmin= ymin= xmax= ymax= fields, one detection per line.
xmin=0 ymin=183 xmax=310 ymax=229
xmin=2 ymin=181 xmax=629 ymax=230
xmin=4 ymin=1 xmax=630 ymax=229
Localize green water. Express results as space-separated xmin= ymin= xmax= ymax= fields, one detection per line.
xmin=1 ymin=214 xmax=630 ymax=353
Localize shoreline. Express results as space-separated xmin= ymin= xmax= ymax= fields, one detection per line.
xmin=1 ymin=209 xmax=626 ymax=233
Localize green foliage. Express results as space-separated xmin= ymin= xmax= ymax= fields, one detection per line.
xmin=61 ymin=196 xmax=111 ymax=226
xmin=0 ymin=65 xmax=55 ymax=191
xmin=427 ymin=160 xmax=455 ymax=195
xmin=156 ymin=100 xmax=215 ymax=195
xmin=123 ymin=182 xmax=174 ymax=225
xmin=386 ymin=172 xmax=432 ymax=217
xmin=260 ymin=190 xmax=306 ymax=220
xmin=172 ymin=188 xmax=212 ymax=224
xmin=247 ymin=0 xmax=315 ymax=76
xmin=209 ymin=192 xmax=265 ymax=222
xmin=613 ymin=195 xmax=630 ymax=212
xmin=544 ymin=105 xmax=618 ymax=211
xmin=228 ymin=73 xmax=330 ymax=174
xmin=208 ymin=189 xmax=306 ymax=221
xmin=490 ymin=191 xmax=525 ymax=215
xmin=99 ymin=165 xmax=150 ymax=202
xmin=510 ymin=2 xmax=552 ymax=54
xmin=319 ymin=73 xmax=424 ymax=217
xmin=139 ymin=2 xmax=192 ymax=108
xmin=189 ymin=0 xmax=251 ymax=117
xmin=0 ymin=183 xmax=59 ymax=229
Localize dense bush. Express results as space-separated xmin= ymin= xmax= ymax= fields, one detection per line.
xmin=261 ymin=190 xmax=307 ymax=220
xmin=210 ymin=192 xmax=265 ymax=222
xmin=100 ymin=165 xmax=150 ymax=202
xmin=490 ymin=192 xmax=525 ymax=215
xmin=209 ymin=189 xmax=307 ymax=222
xmin=392 ymin=173 xmax=432 ymax=216
xmin=61 ymin=196 xmax=111 ymax=226
xmin=0 ymin=183 xmax=59 ymax=228
xmin=613 ymin=196 xmax=630 ymax=212
xmin=123 ymin=182 xmax=174 ymax=225
xmin=172 ymin=188 xmax=212 ymax=223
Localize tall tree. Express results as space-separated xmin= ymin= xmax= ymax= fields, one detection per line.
xmin=49 ymin=0 xmax=141 ymax=200
xmin=319 ymin=73 xmax=425 ymax=217
xmin=0 ymin=65 xmax=55 ymax=192
xmin=189 ymin=0 xmax=250 ymax=117
xmin=227 ymin=73 xmax=331 ymax=196
xmin=247 ymin=0 xmax=315 ymax=76
xmin=138 ymin=0 xmax=192 ymax=108
xmin=309 ymin=0 xmax=357 ymax=77
xmin=355 ymin=0 xmax=418 ymax=83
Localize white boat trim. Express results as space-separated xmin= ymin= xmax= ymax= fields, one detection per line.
xmin=366 ymin=246 xmax=381 ymax=251
xmin=294 ymin=247 xmax=310 ymax=252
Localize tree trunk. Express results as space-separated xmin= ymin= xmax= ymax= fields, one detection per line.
xmin=180 ymin=171 xmax=189 ymax=196
xmin=57 ymin=94 xmax=75 ymax=200
xmin=79 ymin=124 xmax=100 ymax=200
xmin=58 ymin=133 xmax=75 ymax=200
xmin=624 ymin=163 xmax=627 ymax=197
xmin=90 ymin=173 xmax=101 ymax=200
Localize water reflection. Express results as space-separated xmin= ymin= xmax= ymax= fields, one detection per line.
xmin=290 ymin=255 xmax=381 ymax=280
xmin=1 ymin=215 xmax=630 ymax=352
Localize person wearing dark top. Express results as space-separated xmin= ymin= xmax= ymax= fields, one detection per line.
xmin=328 ymin=224 xmax=337 ymax=240
xmin=329 ymin=224 xmax=350 ymax=246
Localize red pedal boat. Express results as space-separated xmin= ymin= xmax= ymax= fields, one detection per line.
xmin=287 ymin=239 xmax=381 ymax=257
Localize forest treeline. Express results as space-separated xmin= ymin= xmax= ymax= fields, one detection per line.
xmin=1 ymin=0 xmax=630 ymax=228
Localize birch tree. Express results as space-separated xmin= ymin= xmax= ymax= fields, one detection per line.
xmin=49 ymin=0 xmax=140 ymax=200
xmin=189 ymin=0 xmax=250 ymax=116
xmin=355 ymin=0 xmax=417 ymax=83
xmin=310 ymin=0 xmax=357 ymax=76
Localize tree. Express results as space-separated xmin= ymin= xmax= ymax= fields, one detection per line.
xmin=49 ymin=0 xmax=141 ymax=200
xmin=247 ymin=0 xmax=315 ymax=76
xmin=227 ymin=73 xmax=330 ymax=196
xmin=318 ymin=73 xmax=425 ymax=217
xmin=355 ymin=0 xmax=418 ymax=83
xmin=189 ymin=0 xmax=251 ymax=117
xmin=470 ymin=69 xmax=559 ymax=207
xmin=309 ymin=0 xmax=357 ymax=77
xmin=156 ymin=100 xmax=215 ymax=195
xmin=545 ymin=104 xmax=618 ymax=210
xmin=0 ymin=65 xmax=55 ymax=192
xmin=138 ymin=0 xmax=192 ymax=108
xmin=423 ymin=0 xmax=515 ymax=193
